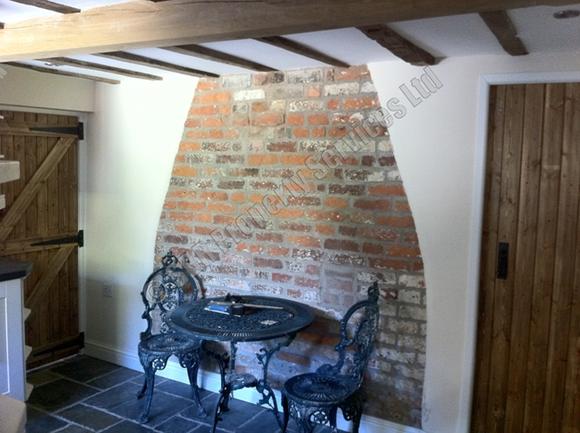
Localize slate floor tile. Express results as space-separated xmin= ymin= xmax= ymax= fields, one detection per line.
xmin=28 ymin=379 xmax=99 ymax=411
xmin=57 ymin=403 xmax=122 ymax=430
xmin=27 ymin=369 xmax=62 ymax=387
xmin=107 ymin=390 xmax=194 ymax=427
xmin=155 ymin=415 xmax=201 ymax=433
xmin=88 ymin=367 xmax=141 ymax=389
xmin=156 ymin=380 xmax=212 ymax=401
xmin=51 ymin=355 xmax=120 ymax=382
xmin=182 ymin=395 xmax=265 ymax=431
xmin=55 ymin=425 xmax=93 ymax=433
xmin=84 ymin=382 xmax=143 ymax=410
xmin=26 ymin=407 xmax=67 ymax=433
xmin=100 ymin=420 xmax=156 ymax=433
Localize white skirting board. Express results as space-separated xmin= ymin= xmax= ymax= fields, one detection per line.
xmin=85 ymin=340 xmax=425 ymax=433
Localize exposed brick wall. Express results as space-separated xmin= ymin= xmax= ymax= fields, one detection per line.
xmin=155 ymin=66 xmax=426 ymax=426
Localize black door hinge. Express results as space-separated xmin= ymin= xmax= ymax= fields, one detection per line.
xmin=31 ymin=230 xmax=84 ymax=248
xmin=29 ymin=122 xmax=84 ymax=140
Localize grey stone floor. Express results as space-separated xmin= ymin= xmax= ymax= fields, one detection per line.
xmin=26 ymin=355 xmax=340 ymax=433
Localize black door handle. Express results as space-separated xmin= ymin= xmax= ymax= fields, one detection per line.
xmin=497 ymin=242 xmax=509 ymax=279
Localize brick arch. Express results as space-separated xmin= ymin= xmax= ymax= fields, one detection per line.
xmin=155 ymin=66 xmax=425 ymax=426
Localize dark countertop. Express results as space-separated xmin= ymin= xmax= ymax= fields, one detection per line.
xmin=0 ymin=258 xmax=32 ymax=283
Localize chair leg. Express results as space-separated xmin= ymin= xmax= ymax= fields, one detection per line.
xmin=136 ymin=375 xmax=147 ymax=399
xmin=187 ymin=362 xmax=207 ymax=417
xmin=329 ymin=406 xmax=338 ymax=433
xmin=211 ymin=383 xmax=232 ymax=433
xmin=281 ymin=394 xmax=290 ymax=433
xmin=139 ymin=367 xmax=156 ymax=424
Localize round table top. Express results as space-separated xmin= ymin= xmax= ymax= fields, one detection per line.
xmin=168 ymin=295 xmax=315 ymax=342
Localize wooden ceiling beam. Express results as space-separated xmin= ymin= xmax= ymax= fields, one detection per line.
xmin=9 ymin=0 xmax=79 ymax=14
xmin=96 ymin=51 xmax=219 ymax=77
xmin=4 ymin=62 xmax=120 ymax=84
xmin=163 ymin=44 xmax=277 ymax=72
xmin=256 ymin=36 xmax=349 ymax=68
xmin=42 ymin=57 xmax=163 ymax=80
xmin=358 ymin=25 xmax=437 ymax=66
xmin=0 ymin=0 xmax=570 ymax=61
xmin=479 ymin=10 xmax=529 ymax=56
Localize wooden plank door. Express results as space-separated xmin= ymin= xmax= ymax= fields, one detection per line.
xmin=471 ymin=83 xmax=580 ymax=433
xmin=0 ymin=110 xmax=83 ymax=368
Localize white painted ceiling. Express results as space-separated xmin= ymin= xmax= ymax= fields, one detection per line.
xmin=1 ymin=0 xmax=580 ymax=80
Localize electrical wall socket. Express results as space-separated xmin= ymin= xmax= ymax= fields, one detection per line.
xmin=103 ymin=286 xmax=113 ymax=298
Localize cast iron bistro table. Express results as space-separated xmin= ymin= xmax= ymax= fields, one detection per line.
xmin=168 ymin=295 xmax=314 ymax=433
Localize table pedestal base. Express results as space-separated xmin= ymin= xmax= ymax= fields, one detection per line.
xmin=208 ymin=334 xmax=296 ymax=433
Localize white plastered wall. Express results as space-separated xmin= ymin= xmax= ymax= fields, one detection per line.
xmin=83 ymin=74 xmax=199 ymax=358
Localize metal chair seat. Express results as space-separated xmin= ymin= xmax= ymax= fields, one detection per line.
xmin=284 ymin=373 xmax=357 ymax=405
xmin=139 ymin=333 xmax=201 ymax=355
xmin=281 ymin=282 xmax=380 ymax=433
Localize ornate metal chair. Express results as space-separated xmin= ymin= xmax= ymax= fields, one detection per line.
xmin=281 ymin=282 xmax=380 ymax=433
xmin=137 ymin=251 xmax=205 ymax=423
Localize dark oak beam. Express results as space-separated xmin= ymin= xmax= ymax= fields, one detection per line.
xmin=163 ymin=44 xmax=277 ymax=72
xmin=0 ymin=0 xmax=570 ymax=61
xmin=9 ymin=0 xmax=79 ymax=14
xmin=96 ymin=51 xmax=219 ymax=77
xmin=256 ymin=36 xmax=350 ymax=68
xmin=358 ymin=25 xmax=437 ymax=66
xmin=479 ymin=10 xmax=528 ymax=56
xmin=42 ymin=57 xmax=163 ymax=80
xmin=4 ymin=62 xmax=120 ymax=84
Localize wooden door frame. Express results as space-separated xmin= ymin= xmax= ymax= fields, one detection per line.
xmin=0 ymin=105 xmax=89 ymax=346
xmin=459 ymin=71 xmax=580 ymax=433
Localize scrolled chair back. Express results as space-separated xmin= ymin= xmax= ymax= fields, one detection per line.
xmin=140 ymin=251 xmax=200 ymax=340
xmin=317 ymin=281 xmax=380 ymax=385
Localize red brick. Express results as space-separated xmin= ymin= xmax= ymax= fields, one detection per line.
xmin=213 ymin=215 xmax=236 ymax=224
xmin=179 ymin=141 xmax=201 ymax=152
xmin=202 ymin=117 xmax=224 ymax=128
xmin=268 ymin=246 xmax=290 ymax=256
xmin=324 ymin=197 xmax=348 ymax=208
xmin=178 ymin=202 xmax=205 ymax=211
xmin=277 ymin=351 xmax=311 ymax=366
xmin=311 ymin=127 xmax=326 ymax=138
xmin=324 ymin=239 xmax=359 ymax=252
xmin=251 ymin=101 xmax=269 ymax=112
xmin=185 ymin=118 xmax=201 ymax=128
xmin=335 ymin=66 xmax=370 ymax=81
xmin=362 ymin=243 xmax=384 ymax=255
xmin=387 ymin=245 xmax=421 ymax=257
xmin=287 ymin=114 xmax=304 ymax=126
xmin=175 ymin=224 xmax=193 ymax=234
xmin=275 ymin=208 xmax=305 ymax=219
xmin=288 ymin=235 xmax=320 ymax=248
xmin=327 ymin=99 xmax=340 ymax=110
xmin=343 ymin=96 xmax=378 ymax=110
xmin=315 ymin=224 xmax=335 ymax=236
xmin=195 ymin=91 xmax=231 ymax=105
xmin=189 ymin=105 xmax=218 ymax=116
xmin=293 ymin=127 xmax=309 ymax=138
xmin=354 ymin=199 xmax=390 ymax=211
xmin=207 ymin=203 xmax=235 ymax=213
xmin=295 ymin=276 xmax=320 ymax=289
xmin=248 ymin=154 xmax=279 ymax=166
xmin=253 ymin=112 xmax=284 ymax=126
xmin=254 ymin=257 xmax=283 ymax=269
xmin=257 ymin=233 xmax=284 ymax=243
xmin=197 ymin=80 xmax=218 ymax=91
xmin=368 ymin=184 xmax=406 ymax=196
xmin=272 ymin=273 xmax=292 ymax=283
xmin=195 ymin=226 xmax=214 ymax=235
xmin=199 ymin=191 xmax=228 ymax=201
xmin=280 ymin=154 xmax=309 ymax=165
xmin=375 ymin=216 xmax=414 ymax=228
xmin=230 ymin=192 xmax=246 ymax=202
xmin=308 ymin=113 xmax=329 ymax=125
